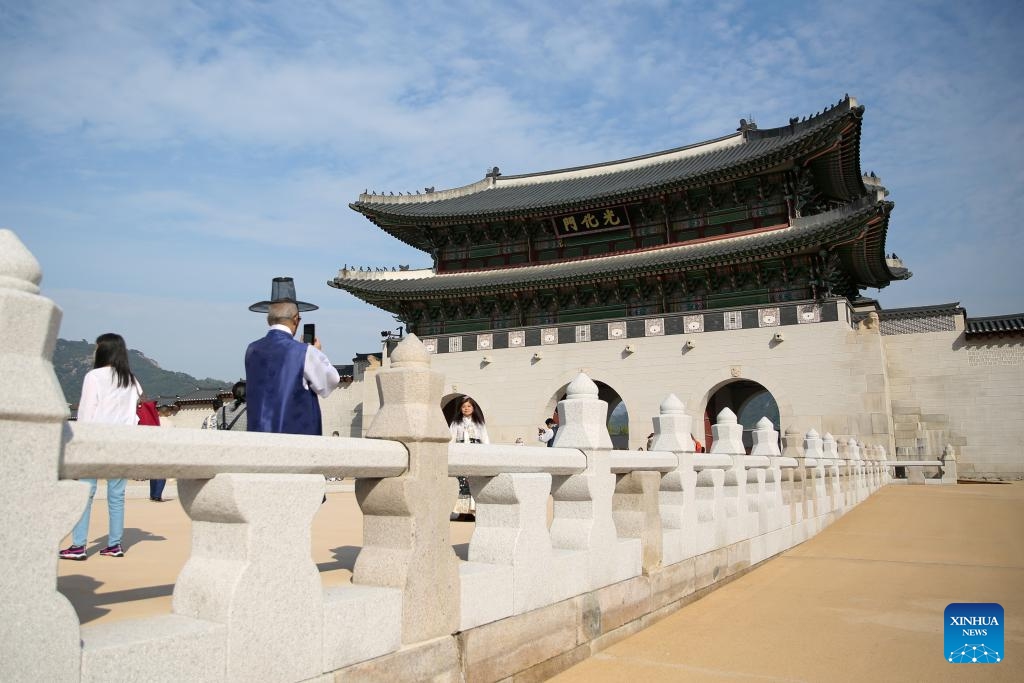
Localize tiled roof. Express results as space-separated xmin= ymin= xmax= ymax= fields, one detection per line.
xmin=966 ymin=313 xmax=1024 ymax=336
xmin=876 ymin=303 xmax=962 ymax=319
xmin=175 ymin=387 xmax=232 ymax=403
xmin=352 ymin=97 xmax=864 ymax=225
xmin=332 ymin=196 xmax=900 ymax=299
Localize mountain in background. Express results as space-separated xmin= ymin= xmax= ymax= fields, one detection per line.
xmin=54 ymin=338 xmax=232 ymax=405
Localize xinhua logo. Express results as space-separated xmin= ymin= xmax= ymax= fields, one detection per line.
xmin=945 ymin=603 xmax=1003 ymax=663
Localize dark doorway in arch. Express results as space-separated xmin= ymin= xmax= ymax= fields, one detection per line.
xmin=556 ymin=381 xmax=629 ymax=449
xmin=704 ymin=380 xmax=780 ymax=454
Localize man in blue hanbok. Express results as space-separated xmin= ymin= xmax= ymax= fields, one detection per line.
xmin=245 ymin=277 xmax=340 ymax=435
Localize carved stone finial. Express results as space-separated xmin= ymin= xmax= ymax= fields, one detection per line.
xmin=389 ymin=333 xmax=428 ymax=369
xmin=716 ymin=407 xmax=738 ymax=424
xmin=0 ymin=229 xmax=43 ymax=294
xmin=566 ymin=372 xmax=598 ymax=400
xmin=659 ymin=393 xmax=685 ymax=415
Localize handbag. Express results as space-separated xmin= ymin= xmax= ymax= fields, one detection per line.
xmin=137 ymin=400 xmax=160 ymax=426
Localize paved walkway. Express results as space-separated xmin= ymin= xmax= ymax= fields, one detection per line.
xmin=552 ymin=483 xmax=1024 ymax=682
xmin=59 ymin=483 xmax=1023 ymax=681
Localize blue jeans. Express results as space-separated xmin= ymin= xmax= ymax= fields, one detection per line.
xmin=71 ymin=478 xmax=126 ymax=547
xmin=149 ymin=479 xmax=166 ymax=500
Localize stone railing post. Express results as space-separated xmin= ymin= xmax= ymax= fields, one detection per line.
xmin=822 ymin=433 xmax=841 ymax=513
xmin=613 ymin=468 xmax=663 ymax=574
xmin=469 ymin=471 xmax=553 ymax=614
xmin=941 ymin=444 xmax=958 ymax=484
xmin=0 ymin=230 xmax=89 ymax=682
xmin=855 ymin=440 xmax=869 ymax=501
xmin=878 ymin=445 xmax=890 ymax=485
xmin=780 ymin=427 xmax=805 ymax=530
xmin=710 ymin=408 xmax=751 ymax=544
xmin=353 ymin=334 xmax=459 ymax=644
xmin=803 ymin=429 xmax=827 ymax=525
xmin=550 ymin=373 xmax=638 ymax=594
xmin=650 ymin=394 xmax=696 ymax=564
xmin=173 ymin=473 xmax=326 ymax=682
xmin=750 ymin=417 xmax=783 ymax=535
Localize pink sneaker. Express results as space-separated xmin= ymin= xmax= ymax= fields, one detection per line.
xmin=59 ymin=544 xmax=87 ymax=561
xmin=99 ymin=543 xmax=124 ymax=557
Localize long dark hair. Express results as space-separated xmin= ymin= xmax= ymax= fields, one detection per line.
xmin=452 ymin=395 xmax=486 ymax=426
xmin=93 ymin=333 xmax=136 ymax=389
xmin=231 ymin=380 xmax=246 ymax=408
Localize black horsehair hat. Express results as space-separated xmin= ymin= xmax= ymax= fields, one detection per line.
xmin=248 ymin=276 xmax=319 ymax=313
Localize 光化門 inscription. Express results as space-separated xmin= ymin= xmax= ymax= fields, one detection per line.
xmin=553 ymin=206 xmax=630 ymax=237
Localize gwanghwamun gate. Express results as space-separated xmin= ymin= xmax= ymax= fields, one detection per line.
xmin=327 ymin=95 xmax=1022 ymax=480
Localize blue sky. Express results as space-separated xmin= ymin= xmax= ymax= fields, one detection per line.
xmin=2 ymin=1 xmax=1022 ymax=382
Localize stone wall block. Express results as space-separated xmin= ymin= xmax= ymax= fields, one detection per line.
xmin=613 ymin=470 xmax=663 ymax=573
xmin=81 ymin=615 xmax=227 ymax=683
xmin=0 ymin=230 xmax=85 ymax=682
xmin=458 ymin=599 xmax=578 ymax=683
xmin=173 ymin=473 xmax=325 ymax=682
xmin=322 ymin=585 xmax=403 ymax=672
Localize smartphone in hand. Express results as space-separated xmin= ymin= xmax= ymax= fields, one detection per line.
xmin=303 ymin=323 xmax=316 ymax=345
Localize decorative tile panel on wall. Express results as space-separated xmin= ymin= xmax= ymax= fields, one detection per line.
xmin=797 ymin=304 xmax=821 ymax=324
xmin=422 ymin=299 xmax=845 ymax=355
xmin=608 ymin=321 xmax=627 ymax=339
xmin=758 ymin=307 xmax=781 ymax=327
xmin=880 ymin=315 xmax=956 ymax=336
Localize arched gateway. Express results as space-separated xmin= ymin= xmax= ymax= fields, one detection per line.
xmin=703 ymin=380 xmax=780 ymax=453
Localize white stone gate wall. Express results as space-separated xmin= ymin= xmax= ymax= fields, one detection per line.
xmin=421 ymin=308 xmax=892 ymax=451
xmin=883 ymin=325 xmax=1024 ymax=479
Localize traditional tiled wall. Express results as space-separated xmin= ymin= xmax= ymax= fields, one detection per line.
xmin=421 ymin=300 xmax=840 ymax=356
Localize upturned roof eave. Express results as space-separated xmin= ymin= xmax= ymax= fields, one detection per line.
xmin=349 ymin=104 xmax=863 ymax=230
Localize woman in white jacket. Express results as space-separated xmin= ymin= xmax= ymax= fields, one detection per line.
xmin=60 ymin=333 xmax=142 ymax=560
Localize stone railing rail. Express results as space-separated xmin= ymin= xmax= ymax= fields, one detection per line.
xmin=0 ymin=229 xmax=911 ymax=682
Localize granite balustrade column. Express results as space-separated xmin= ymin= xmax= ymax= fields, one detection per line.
xmin=0 ymin=230 xmax=88 ymax=682
xmin=352 ymin=334 xmax=460 ymax=644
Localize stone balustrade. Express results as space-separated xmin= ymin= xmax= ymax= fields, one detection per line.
xmin=0 ymin=229 xmax=901 ymax=682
